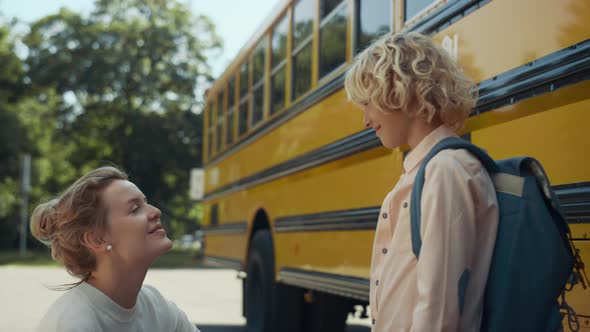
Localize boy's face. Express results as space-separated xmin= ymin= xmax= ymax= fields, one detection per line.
xmin=362 ymin=103 xmax=412 ymax=149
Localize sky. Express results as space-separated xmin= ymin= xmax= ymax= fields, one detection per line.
xmin=0 ymin=0 xmax=281 ymax=78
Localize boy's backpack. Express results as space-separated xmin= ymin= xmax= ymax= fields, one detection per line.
xmin=409 ymin=136 xmax=588 ymax=331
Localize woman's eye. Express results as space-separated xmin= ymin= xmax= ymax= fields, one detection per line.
xmin=131 ymin=205 xmax=139 ymax=213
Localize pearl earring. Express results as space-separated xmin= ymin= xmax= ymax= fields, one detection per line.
xmin=106 ymin=245 xmax=113 ymax=251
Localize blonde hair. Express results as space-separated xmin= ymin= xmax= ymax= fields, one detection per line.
xmin=345 ymin=31 xmax=477 ymax=129
xmin=30 ymin=166 xmax=127 ymax=288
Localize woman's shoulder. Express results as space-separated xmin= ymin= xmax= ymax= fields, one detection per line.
xmin=137 ymin=284 xmax=173 ymax=310
xmin=38 ymin=286 xmax=96 ymax=331
xmin=139 ymin=284 xmax=188 ymax=316
xmin=46 ymin=285 xmax=94 ymax=313
xmin=139 ymin=284 xmax=165 ymax=301
xmin=139 ymin=284 xmax=198 ymax=332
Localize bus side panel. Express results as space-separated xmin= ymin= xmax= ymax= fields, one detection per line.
xmin=472 ymin=93 xmax=590 ymax=188
xmin=431 ymin=0 xmax=590 ymax=84
xmin=205 ymin=233 xmax=248 ymax=263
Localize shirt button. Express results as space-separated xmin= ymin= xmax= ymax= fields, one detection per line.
xmin=382 ymin=212 xmax=388 ymax=219
xmin=375 ymin=279 xmax=379 ymax=286
xmin=382 ymin=248 xmax=388 ymax=254
xmin=372 ymin=318 xmax=376 ymax=325
xmin=402 ymin=202 xmax=408 ymax=208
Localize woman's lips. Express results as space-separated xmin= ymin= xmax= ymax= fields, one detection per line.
xmin=148 ymin=224 xmax=164 ymax=234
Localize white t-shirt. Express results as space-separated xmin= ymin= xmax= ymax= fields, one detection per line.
xmin=38 ymin=282 xmax=200 ymax=332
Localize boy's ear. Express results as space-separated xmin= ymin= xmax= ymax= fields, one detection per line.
xmin=82 ymin=230 xmax=107 ymax=254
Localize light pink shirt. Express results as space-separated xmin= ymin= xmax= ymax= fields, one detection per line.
xmin=370 ymin=125 xmax=499 ymax=332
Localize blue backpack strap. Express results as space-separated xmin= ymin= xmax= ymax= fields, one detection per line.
xmin=410 ymin=136 xmax=499 ymax=258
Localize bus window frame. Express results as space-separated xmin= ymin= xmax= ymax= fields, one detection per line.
xmin=291 ymin=0 xmax=315 ymax=104
xmin=403 ymin=0 xmax=447 ymax=26
xmin=238 ymin=58 xmax=251 ymax=140
xmin=238 ymin=96 xmax=250 ymax=139
xmin=291 ymin=39 xmax=314 ymax=103
xmin=292 ymin=0 xmax=315 ymax=50
xmin=270 ymin=62 xmax=287 ymax=116
xmin=251 ymin=36 xmax=267 ymax=130
xmin=205 ymin=100 xmax=215 ymax=160
xmin=270 ymin=10 xmax=290 ymax=116
xmin=271 ymin=12 xmax=290 ymax=70
xmin=317 ymin=0 xmax=349 ymax=84
xmin=352 ymin=0 xmax=393 ymax=56
xmin=226 ymin=79 xmax=236 ymax=148
xmin=216 ymin=91 xmax=225 ymax=152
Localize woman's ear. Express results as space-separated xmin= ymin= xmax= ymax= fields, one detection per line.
xmin=82 ymin=230 xmax=108 ymax=254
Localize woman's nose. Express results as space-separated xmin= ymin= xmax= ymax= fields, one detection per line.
xmin=149 ymin=205 xmax=161 ymax=220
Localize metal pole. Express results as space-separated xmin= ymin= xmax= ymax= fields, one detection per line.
xmin=19 ymin=154 xmax=31 ymax=257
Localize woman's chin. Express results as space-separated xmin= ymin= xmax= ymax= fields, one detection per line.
xmin=151 ymin=238 xmax=173 ymax=259
xmin=159 ymin=238 xmax=173 ymax=253
xmin=163 ymin=238 xmax=173 ymax=252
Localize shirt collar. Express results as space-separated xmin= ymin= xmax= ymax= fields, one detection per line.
xmin=402 ymin=125 xmax=458 ymax=174
xmin=78 ymin=282 xmax=137 ymax=322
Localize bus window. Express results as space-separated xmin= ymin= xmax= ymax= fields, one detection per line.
xmin=207 ymin=100 xmax=215 ymax=158
xmin=293 ymin=0 xmax=314 ymax=48
xmin=405 ymin=0 xmax=440 ymax=22
xmin=293 ymin=43 xmax=312 ymax=100
xmin=216 ymin=92 xmax=224 ymax=152
xmin=292 ymin=0 xmax=314 ymax=101
xmin=210 ymin=203 xmax=219 ymax=226
xmin=319 ymin=1 xmax=347 ymax=79
xmin=272 ymin=14 xmax=289 ymax=68
xmin=355 ymin=0 xmax=391 ymax=54
xmin=238 ymin=97 xmax=249 ymax=137
xmin=238 ymin=61 xmax=249 ymax=137
xmin=253 ymin=38 xmax=266 ymax=85
xmin=226 ymin=78 xmax=235 ymax=146
xmin=271 ymin=67 xmax=286 ymax=115
xmin=252 ymin=38 xmax=266 ymax=128
xmin=271 ymin=13 xmax=288 ymax=115
xmin=320 ymin=0 xmax=342 ymax=19
xmin=251 ymin=83 xmax=264 ymax=127
xmin=240 ymin=62 xmax=249 ymax=99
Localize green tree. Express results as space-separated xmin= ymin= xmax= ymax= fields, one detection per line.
xmin=20 ymin=0 xmax=221 ymax=238
xmin=0 ymin=17 xmax=79 ymax=249
xmin=0 ymin=20 xmax=30 ymax=248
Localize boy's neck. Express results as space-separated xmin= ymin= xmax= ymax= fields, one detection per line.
xmin=407 ymin=117 xmax=443 ymax=150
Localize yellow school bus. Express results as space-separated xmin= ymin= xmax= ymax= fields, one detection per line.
xmin=200 ymin=0 xmax=590 ymax=330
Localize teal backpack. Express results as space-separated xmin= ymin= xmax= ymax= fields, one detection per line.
xmin=409 ymin=137 xmax=588 ymax=331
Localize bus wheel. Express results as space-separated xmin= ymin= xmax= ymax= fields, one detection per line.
xmin=245 ymin=230 xmax=304 ymax=332
xmin=245 ymin=231 xmax=273 ymax=332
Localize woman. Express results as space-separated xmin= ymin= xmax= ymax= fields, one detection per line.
xmin=31 ymin=166 xmax=200 ymax=332
xmin=344 ymin=32 xmax=499 ymax=331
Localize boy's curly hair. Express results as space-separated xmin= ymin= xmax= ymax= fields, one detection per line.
xmin=345 ymin=32 xmax=477 ymax=129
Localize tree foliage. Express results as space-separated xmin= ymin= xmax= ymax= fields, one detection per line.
xmin=0 ymin=0 xmax=221 ymax=247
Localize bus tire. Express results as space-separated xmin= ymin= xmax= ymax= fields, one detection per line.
xmin=245 ymin=230 xmax=303 ymax=332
